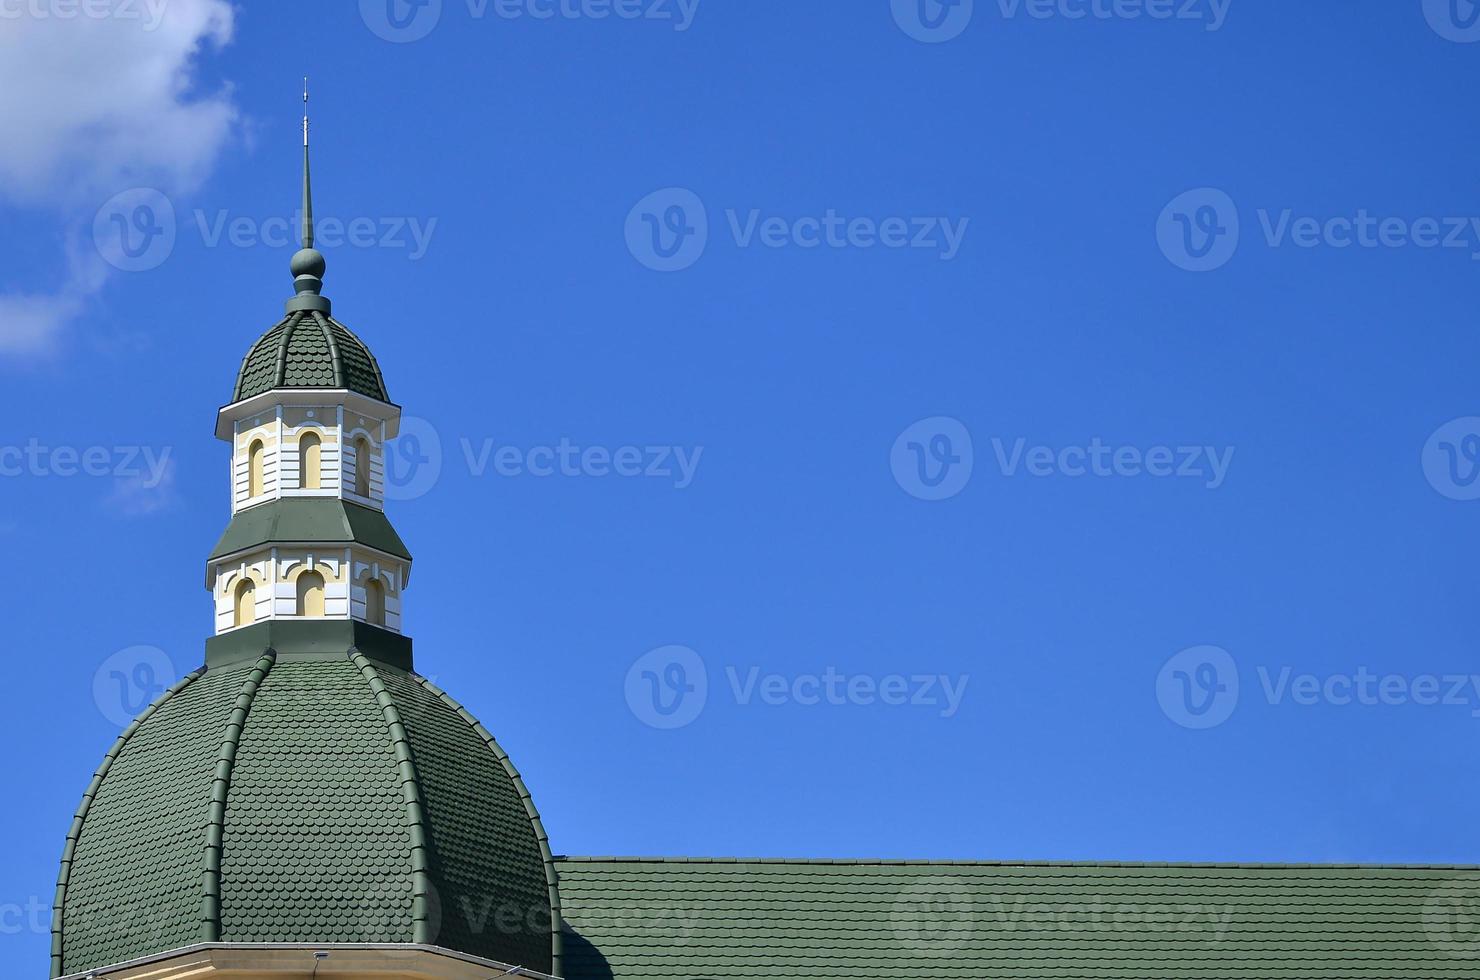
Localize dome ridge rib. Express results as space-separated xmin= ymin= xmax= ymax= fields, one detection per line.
xmin=412 ymin=674 xmax=564 ymax=977
xmin=313 ymin=311 xmax=345 ymax=388
xmin=50 ymin=667 xmax=208 ymax=979
xmin=273 ymin=311 xmax=306 ymax=390
xmin=352 ymin=651 xmax=435 ymax=945
xmin=200 ymin=651 xmax=277 ymax=943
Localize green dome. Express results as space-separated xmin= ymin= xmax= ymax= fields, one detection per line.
xmin=233 ymin=309 xmax=389 ymax=403
xmin=53 ymin=652 xmax=559 ymax=978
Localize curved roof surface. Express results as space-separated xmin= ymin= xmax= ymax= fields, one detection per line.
xmin=233 ymin=310 xmax=389 ymax=403
xmin=53 ymin=653 xmax=558 ymax=978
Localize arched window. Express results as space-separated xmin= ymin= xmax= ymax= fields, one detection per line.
xmin=247 ymin=440 xmax=266 ymax=499
xmin=353 ymin=437 xmax=372 ymax=498
xmin=364 ymin=578 xmax=386 ymax=627
xmin=233 ymin=579 xmax=256 ymax=628
xmin=296 ymin=570 xmax=326 ymax=618
xmin=299 ymin=431 xmax=322 ymax=490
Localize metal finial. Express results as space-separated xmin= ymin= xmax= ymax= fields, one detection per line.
xmin=301 ymin=76 xmax=313 ymax=249
xmin=286 ymin=75 xmax=330 ymax=315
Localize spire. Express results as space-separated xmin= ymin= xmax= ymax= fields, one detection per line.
xmin=302 ymin=75 xmax=313 ymax=250
xmin=287 ymin=75 xmax=330 ymax=315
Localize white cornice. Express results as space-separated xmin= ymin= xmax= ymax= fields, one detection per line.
xmin=57 ymin=942 xmax=560 ymax=980
xmin=217 ymin=389 xmax=403 ymax=441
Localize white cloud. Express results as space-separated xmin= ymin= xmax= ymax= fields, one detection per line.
xmin=105 ymin=454 xmax=181 ymax=517
xmin=0 ymin=0 xmax=238 ymax=353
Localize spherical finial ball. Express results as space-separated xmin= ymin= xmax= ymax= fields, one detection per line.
xmin=290 ymin=247 xmax=326 ymax=279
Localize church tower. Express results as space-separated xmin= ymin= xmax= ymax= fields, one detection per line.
xmin=50 ymin=93 xmax=562 ymax=980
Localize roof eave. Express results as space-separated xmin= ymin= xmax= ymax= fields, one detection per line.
xmin=55 ymin=942 xmax=561 ymax=980
xmin=215 ymin=388 xmax=403 ymax=441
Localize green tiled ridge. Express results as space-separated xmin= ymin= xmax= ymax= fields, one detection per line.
xmin=384 ymin=670 xmax=557 ymax=974
xmin=554 ymin=858 xmax=1480 ymax=980
xmin=352 ymin=653 xmax=435 ymax=944
xmin=217 ymin=658 xmax=411 ymax=944
xmin=201 ymin=652 xmax=276 ymax=941
xmin=327 ymin=315 xmax=387 ymax=402
xmin=233 ymin=310 xmax=388 ymax=403
xmin=56 ymin=664 xmax=251 ymax=976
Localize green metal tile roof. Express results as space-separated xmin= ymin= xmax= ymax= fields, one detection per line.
xmin=208 ymin=497 xmax=411 ymax=562
xmin=53 ymin=650 xmax=559 ymax=978
xmin=554 ymin=856 xmax=1480 ymax=979
xmin=233 ymin=310 xmax=388 ymax=403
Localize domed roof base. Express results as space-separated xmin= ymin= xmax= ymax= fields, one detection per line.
xmin=53 ymin=644 xmax=561 ymax=979
xmin=53 ymin=942 xmax=560 ymax=980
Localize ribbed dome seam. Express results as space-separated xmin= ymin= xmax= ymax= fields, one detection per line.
xmin=200 ymin=651 xmax=277 ymax=943
xmin=352 ymin=651 xmax=436 ymax=945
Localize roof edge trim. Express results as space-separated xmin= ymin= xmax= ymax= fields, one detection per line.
xmin=552 ymin=855 xmax=1480 ymax=870
xmin=52 ymin=667 xmax=207 ymax=978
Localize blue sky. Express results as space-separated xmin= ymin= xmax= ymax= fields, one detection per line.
xmin=3 ymin=0 xmax=1480 ymax=969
